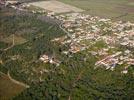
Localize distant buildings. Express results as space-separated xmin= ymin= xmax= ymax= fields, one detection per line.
xmin=95 ymin=52 xmax=121 ymax=70
xmin=54 ymin=12 xmax=134 ymax=73
xmin=4 ymin=0 xmax=20 ymax=6
xmin=39 ymin=54 xmax=60 ymax=66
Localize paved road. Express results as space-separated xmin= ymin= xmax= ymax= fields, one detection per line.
xmin=59 ymin=22 xmax=74 ymax=42
xmin=59 ymin=23 xmax=71 ymax=38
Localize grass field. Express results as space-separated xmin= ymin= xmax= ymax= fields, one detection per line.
xmin=59 ymin=0 xmax=134 ymax=22
xmin=0 ymin=72 xmax=26 ymax=100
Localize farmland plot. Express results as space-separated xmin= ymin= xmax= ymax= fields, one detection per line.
xmin=29 ymin=0 xmax=84 ymax=13
xmin=59 ymin=0 xmax=134 ymax=22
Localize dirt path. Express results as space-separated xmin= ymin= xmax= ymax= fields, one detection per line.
xmin=0 ymin=71 xmax=29 ymax=88
xmin=0 ymin=71 xmax=26 ymax=99
xmin=7 ymin=71 xmax=30 ymax=88
xmin=3 ymin=34 xmax=15 ymax=51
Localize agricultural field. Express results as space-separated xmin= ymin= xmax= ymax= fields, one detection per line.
xmin=59 ymin=0 xmax=134 ymax=22
xmin=0 ymin=72 xmax=26 ymax=100
xmin=29 ymin=0 xmax=84 ymax=13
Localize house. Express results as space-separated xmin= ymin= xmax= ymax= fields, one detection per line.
xmin=40 ymin=54 xmax=60 ymax=66
xmin=127 ymin=59 xmax=134 ymax=65
xmin=40 ymin=54 xmax=49 ymax=63
xmin=95 ymin=52 xmax=121 ymax=69
xmin=5 ymin=0 xmax=20 ymax=6
xmin=121 ymin=70 xmax=128 ymax=74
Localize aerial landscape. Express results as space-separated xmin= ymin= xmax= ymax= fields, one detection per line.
xmin=0 ymin=0 xmax=134 ymax=99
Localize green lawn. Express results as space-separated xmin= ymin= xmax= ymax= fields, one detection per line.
xmin=59 ymin=0 xmax=134 ymax=22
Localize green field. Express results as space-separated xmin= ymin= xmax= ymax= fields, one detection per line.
xmin=0 ymin=72 xmax=26 ymax=100
xmin=59 ymin=0 xmax=134 ymax=22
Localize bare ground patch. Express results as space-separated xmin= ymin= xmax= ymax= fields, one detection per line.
xmin=29 ymin=0 xmax=84 ymax=13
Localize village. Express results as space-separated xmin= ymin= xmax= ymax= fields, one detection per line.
xmin=1 ymin=0 xmax=134 ymax=74
xmin=1 ymin=0 xmax=134 ymax=99
xmin=54 ymin=13 xmax=134 ymax=74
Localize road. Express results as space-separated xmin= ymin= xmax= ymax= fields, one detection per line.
xmin=59 ymin=22 xmax=75 ymax=43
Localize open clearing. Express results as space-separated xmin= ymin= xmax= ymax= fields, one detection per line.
xmin=1 ymin=34 xmax=27 ymax=45
xmin=29 ymin=0 xmax=84 ymax=13
xmin=59 ymin=0 xmax=134 ymax=22
xmin=0 ymin=72 xmax=26 ymax=100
